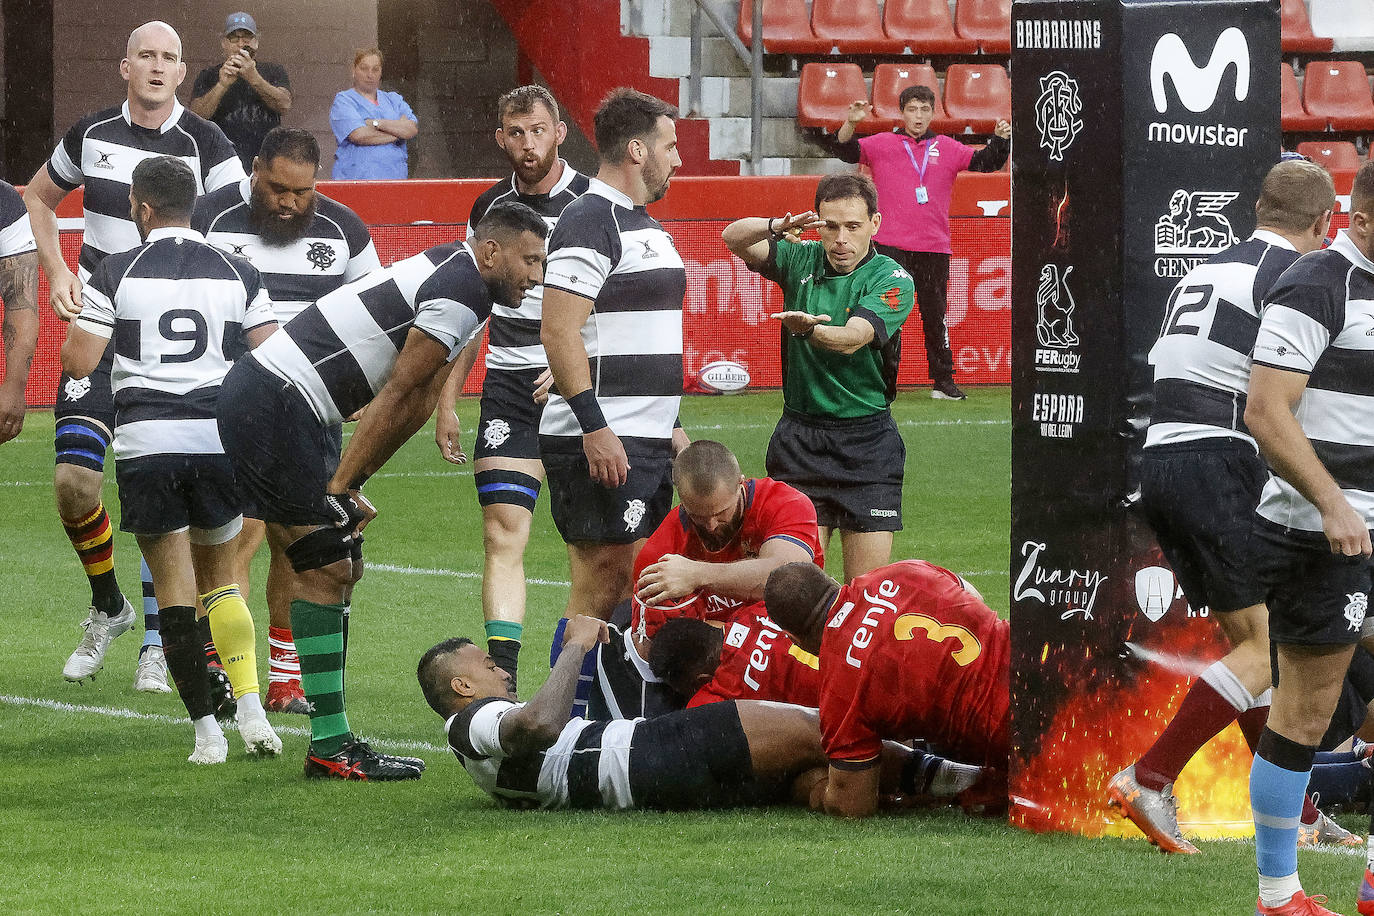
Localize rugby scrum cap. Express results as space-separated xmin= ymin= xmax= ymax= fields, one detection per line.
xmin=225 ymin=12 xmax=257 ymax=36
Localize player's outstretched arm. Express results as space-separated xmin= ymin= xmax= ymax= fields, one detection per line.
xmin=434 ymin=330 xmax=483 ymax=464
xmin=0 ymin=250 xmax=38 ymax=444
xmin=1247 ymin=364 xmax=1371 ymax=557
xmin=498 ymin=615 xmax=609 ymax=756
xmin=823 ymin=762 xmax=881 ymax=818
xmin=723 ymin=212 xmax=822 ymax=269
xmin=330 ymin=329 xmax=449 ymax=493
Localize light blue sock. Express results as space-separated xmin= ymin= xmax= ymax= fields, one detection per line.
xmin=1251 ymin=752 xmax=1310 ymax=879
xmin=140 ymin=556 xmax=161 ymax=650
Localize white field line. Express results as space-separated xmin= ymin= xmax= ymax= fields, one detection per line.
xmin=0 ymin=693 xmax=447 ymax=754
xmin=367 ymin=562 xmax=571 ymax=588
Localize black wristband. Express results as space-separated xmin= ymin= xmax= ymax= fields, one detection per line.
xmin=567 ymin=389 xmax=608 ymax=434
xmin=791 ymin=324 xmax=815 ymax=339
xmin=768 ymin=217 xmax=784 ymax=241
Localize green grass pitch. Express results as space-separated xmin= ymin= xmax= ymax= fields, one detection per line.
xmin=0 ymin=388 xmax=1363 ymax=914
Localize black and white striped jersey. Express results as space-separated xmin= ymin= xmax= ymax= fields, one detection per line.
xmin=193 ymin=178 xmax=381 ymax=323
xmin=73 ymin=227 xmax=274 ymax=460
xmin=1146 ymin=230 xmax=1301 ymax=448
xmin=538 ymin=179 xmax=685 ymax=451
xmin=250 ymin=241 xmax=493 ymax=425
xmin=1253 ymin=230 xmax=1374 ymax=532
xmin=0 ymin=181 xmax=35 ymax=258
xmin=466 ymin=161 xmax=590 ymax=371
xmin=47 ymin=101 xmax=245 ymax=277
xmin=445 ymin=697 xmax=639 ymax=809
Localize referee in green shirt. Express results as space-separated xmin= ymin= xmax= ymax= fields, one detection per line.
xmin=724 ymin=174 xmax=915 ymax=581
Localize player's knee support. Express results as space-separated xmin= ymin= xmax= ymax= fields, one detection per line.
xmin=475 ymin=469 xmax=541 ymax=512
xmin=285 ymin=527 xmax=355 ymax=574
xmin=54 ymin=421 xmax=110 ymax=472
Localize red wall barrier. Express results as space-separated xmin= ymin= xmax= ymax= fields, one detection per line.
xmin=13 ymin=177 xmax=1012 ymax=407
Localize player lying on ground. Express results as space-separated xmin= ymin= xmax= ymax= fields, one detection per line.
xmin=764 ymin=560 xmax=1010 ymax=818
xmin=417 ymin=616 xmax=983 ymax=811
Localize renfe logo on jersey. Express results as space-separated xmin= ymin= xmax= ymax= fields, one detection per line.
xmin=843 ymin=579 xmax=901 ymax=670
xmin=1147 ymin=27 xmax=1251 ymax=148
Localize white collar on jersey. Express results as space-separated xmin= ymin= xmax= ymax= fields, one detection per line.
xmin=1330 ymin=229 xmax=1374 ymax=274
xmin=145 ymin=226 xmax=205 ymax=244
xmin=121 ymin=99 xmax=186 ymax=134
xmin=587 ymin=177 xmax=635 ymax=209
xmin=1251 ymin=228 xmax=1297 ymax=251
xmin=511 ymin=159 xmax=578 ymax=198
xmin=236 ymin=176 xmax=252 ymax=205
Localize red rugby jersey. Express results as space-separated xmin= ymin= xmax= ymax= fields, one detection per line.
xmin=631 ymin=478 xmax=823 ymax=638
xmin=688 ymin=613 xmax=822 ymax=708
xmin=817 ymin=560 xmax=1010 ymax=769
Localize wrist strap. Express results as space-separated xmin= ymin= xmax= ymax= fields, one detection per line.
xmin=567 ymin=389 xmax=608 ymax=434
xmin=768 ymin=217 xmax=784 ymax=241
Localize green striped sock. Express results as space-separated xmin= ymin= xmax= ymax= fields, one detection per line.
xmin=292 ymin=598 xmax=351 ymax=756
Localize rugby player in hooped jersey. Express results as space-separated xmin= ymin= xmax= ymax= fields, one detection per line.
xmin=434 ymin=85 xmax=591 ymax=688
xmin=764 ymin=560 xmax=1010 ymax=818
xmin=217 ymin=201 xmax=547 ymax=781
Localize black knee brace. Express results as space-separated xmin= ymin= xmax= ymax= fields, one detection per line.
xmin=285 ymin=526 xmax=355 ymax=573
xmin=475 ymin=468 xmax=541 ymax=511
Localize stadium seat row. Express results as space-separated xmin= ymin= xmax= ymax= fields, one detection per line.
xmin=1283 ymin=60 xmax=1374 ymax=131
xmin=1295 ymin=139 xmax=1374 ymax=172
xmin=738 ymin=0 xmax=1008 ymax=57
xmin=736 ymin=0 xmax=1332 ymax=57
xmin=797 ymin=61 xmax=1009 ymax=134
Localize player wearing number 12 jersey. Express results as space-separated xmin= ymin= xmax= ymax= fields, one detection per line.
xmin=1108 ymin=160 xmax=1339 ymax=856
xmin=764 ymin=559 xmax=1009 ymax=818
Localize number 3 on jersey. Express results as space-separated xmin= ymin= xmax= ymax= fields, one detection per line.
xmin=894 ymin=613 xmax=981 ymax=666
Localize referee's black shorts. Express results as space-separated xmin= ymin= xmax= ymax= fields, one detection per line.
xmin=218 ymin=357 xmax=339 ymax=527
xmin=1138 ymin=438 xmax=1268 ymax=613
xmin=629 ymin=700 xmax=767 ymax=809
xmin=765 ymin=408 xmax=904 ymax=532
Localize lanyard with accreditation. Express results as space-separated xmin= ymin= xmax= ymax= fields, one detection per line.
xmin=903 ymin=136 xmax=932 ymax=205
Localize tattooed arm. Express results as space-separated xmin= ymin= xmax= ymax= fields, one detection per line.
xmin=0 ymin=250 xmax=39 ymax=444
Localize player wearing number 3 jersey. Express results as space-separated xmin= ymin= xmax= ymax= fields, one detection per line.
xmin=763 ymin=559 xmax=1009 ymax=818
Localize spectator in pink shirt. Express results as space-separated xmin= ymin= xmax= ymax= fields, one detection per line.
xmin=833 ymin=86 xmax=1010 ymax=401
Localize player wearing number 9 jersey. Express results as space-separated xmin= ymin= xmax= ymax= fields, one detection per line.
xmin=1108 ymin=161 xmax=1338 ymax=856
xmin=763 ymin=559 xmax=1009 ymax=818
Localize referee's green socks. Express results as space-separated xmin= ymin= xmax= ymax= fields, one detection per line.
xmin=485 ymin=619 xmax=522 ymax=687
xmin=292 ymin=599 xmax=351 ymax=756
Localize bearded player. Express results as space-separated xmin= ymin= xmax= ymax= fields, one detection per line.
xmin=764 ymin=560 xmax=1010 ymax=818
xmin=194 ymin=126 xmax=380 ymax=713
xmin=434 ymin=86 xmax=590 ymax=688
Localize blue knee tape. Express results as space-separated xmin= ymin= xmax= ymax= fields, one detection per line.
xmin=55 ymin=422 xmax=109 ymax=471
xmin=476 ymin=469 xmax=541 ymax=511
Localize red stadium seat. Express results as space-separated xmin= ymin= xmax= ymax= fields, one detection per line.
xmin=738 ymin=0 xmax=834 ymax=55
xmin=797 ymin=62 xmax=869 ymax=132
xmin=1297 ymin=140 xmax=1362 ymax=173
xmin=955 ymin=0 xmax=1012 ymax=54
xmin=1282 ymin=63 xmax=1326 ymax=132
xmin=1281 ymin=0 xmax=1334 ymax=53
xmin=872 ymin=63 xmax=961 ymax=135
xmin=882 ymin=0 xmax=979 ymax=55
xmin=1303 ymin=60 xmax=1374 ymax=131
xmin=812 ymin=0 xmax=906 ymax=54
xmin=943 ymin=64 xmax=1011 ymax=134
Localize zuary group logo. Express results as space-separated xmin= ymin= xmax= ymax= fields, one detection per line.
xmin=1034 ymin=71 xmax=1082 ymax=162
xmin=1147 ymin=27 xmax=1251 ymax=148
xmin=1154 ymin=189 xmax=1238 ymax=278
xmin=1034 ymin=264 xmax=1080 ymax=374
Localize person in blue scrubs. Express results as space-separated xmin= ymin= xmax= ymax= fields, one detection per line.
xmin=329 ymin=48 xmax=417 ymax=179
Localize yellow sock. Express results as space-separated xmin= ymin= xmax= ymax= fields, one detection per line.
xmin=201 ymin=584 xmax=259 ymax=698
